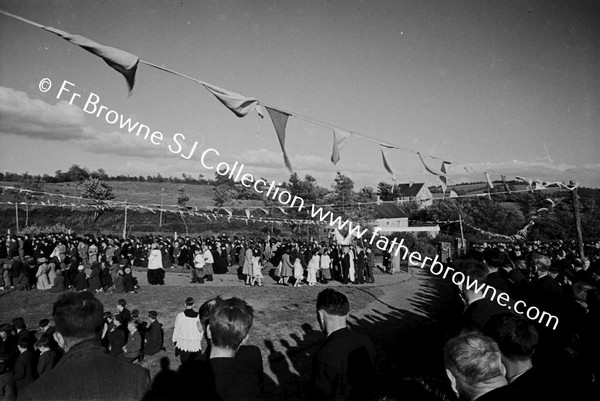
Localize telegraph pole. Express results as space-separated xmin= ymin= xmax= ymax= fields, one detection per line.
xmin=123 ymin=200 xmax=128 ymax=240
xmin=570 ymin=181 xmax=585 ymax=260
xmin=159 ymin=188 xmax=164 ymax=227
xmin=15 ymin=202 xmax=19 ymax=233
xmin=458 ymin=212 xmax=465 ymax=256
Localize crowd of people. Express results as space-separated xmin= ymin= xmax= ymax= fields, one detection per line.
xmin=1 ymin=231 xmax=600 ymax=400
xmin=0 ymin=232 xmax=379 ymax=292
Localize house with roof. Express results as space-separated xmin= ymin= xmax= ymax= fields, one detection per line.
xmin=372 ymin=203 xmax=439 ymax=237
xmin=394 ymin=183 xmax=433 ymax=207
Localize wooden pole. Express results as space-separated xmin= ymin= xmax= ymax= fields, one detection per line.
xmin=570 ymin=181 xmax=585 ymax=260
xmin=159 ymin=188 xmax=164 ymax=227
xmin=458 ymin=212 xmax=465 ymax=256
xmin=123 ymin=201 xmax=128 ymax=240
xmin=15 ymin=202 xmax=19 ymax=233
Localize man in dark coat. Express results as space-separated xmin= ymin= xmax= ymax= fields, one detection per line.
xmin=354 ymin=245 xmax=366 ymax=284
xmin=341 ymin=247 xmax=351 ymax=285
xmin=19 ymin=292 xmax=150 ymax=401
xmin=309 ymin=289 xmax=375 ymax=400
xmin=144 ymin=311 xmax=164 ymax=356
xmin=14 ymin=338 xmax=35 ymax=394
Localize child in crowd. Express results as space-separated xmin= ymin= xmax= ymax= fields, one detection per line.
xmin=35 ymin=336 xmax=55 ymax=378
xmin=251 ymin=249 xmax=263 ymax=287
xmin=116 ymin=299 xmax=131 ymax=322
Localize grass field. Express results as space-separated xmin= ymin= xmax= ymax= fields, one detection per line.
xmin=0 ymin=266 xmax=457 ymax=400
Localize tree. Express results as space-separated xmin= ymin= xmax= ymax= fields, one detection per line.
xmin=377 ymin=181 xmax=395 ymax=201
xmin=332 ymin=172 xmax=354 ymax=207
xmin=80 ymin=178 xmax=115 ymax=221
xmin=357 ymin=186 xmax=375 ymax=202
xmin=20 ymin=173 xmax=45 ymax=227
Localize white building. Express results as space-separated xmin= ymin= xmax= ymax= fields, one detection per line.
xmin=373 ymin=203 xmax=440 ymax=237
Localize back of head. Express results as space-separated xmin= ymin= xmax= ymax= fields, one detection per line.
xmin=316 ymin=288 xmax=350 ymax=316
xmin=13 ymin=317 xmax=26 ymax=331
xmin=199 ymin=296 xmax=223 ymax=328
xmin=53 ymin=292 xmax=104 ymax=338
xmin=483 ymin=314 xmax=538 ymax=360
xmin=531 ymin=253 xmax=551 ymax=273
xmin=444 ymin=332 xmax=504 ymax=400
xmin=209 ymin=297 xmax=254 ymax=350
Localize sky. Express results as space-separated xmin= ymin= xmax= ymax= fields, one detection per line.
xmin=0 ymin=0 xmax=599 ymax=192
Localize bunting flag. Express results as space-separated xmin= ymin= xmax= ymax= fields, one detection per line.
xmin=265 ymin=107 xmax=293 ymax=171
xmin=501 ymin=175 xmax=511 ymax=193
xmin=484 ymin=172 xmax=494 ymax=189
xmin=380 ymin=147 xmax=395 ymax=181
xmin=255 ymin=104 xmax=265 ymax=136
xmin=202 ymin=83 xmax=258 ymax=117
xmin=41 ymin=26 xmax=139 ymax=92
xmin=418 ymin=153 xmax=442 ymax=176
xmin=440 ymin=161 xmax=449 ymax=194
xmin=515 ymin=176 xmax=534 ymax=192
xmin=333 ymin=228 xmax=353 ymax=245
xmin=331 ymin=128 xmax=352 ymax=165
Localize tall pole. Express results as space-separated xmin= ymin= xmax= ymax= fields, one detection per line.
xmin=570 ymin=181 xmax=585 ymax=260
xmin=15 ymin=202 xmax=19 ymax=233
xmin=458 ymin=212 xmax=465 ymax=256
xmin=123 ymin=201 xmax=128 ymax=240
xmin=159 ymin=188 xmax=164 ymax=227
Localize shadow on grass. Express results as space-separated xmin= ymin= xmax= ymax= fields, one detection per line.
xmin=258 ymin=271 xmax=461 ymax=400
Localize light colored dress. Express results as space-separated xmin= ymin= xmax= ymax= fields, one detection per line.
xmin=242 ymin=248 xmax=253 ymax=275
xmin=293 ymin=257 xmax=304 ymax=280
xmin=48 ymin=263 xmax=57 ymax=286
xmin=307 ymin=255 xmax=319 ymax=284
xmin=36 ymin=263 xmax=51 ymax=290
xmin=252 ymin=256 xmax=263 ymax=279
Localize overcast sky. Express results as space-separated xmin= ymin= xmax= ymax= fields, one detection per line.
xmin=1 ymin=0 xmax=598 ymax=190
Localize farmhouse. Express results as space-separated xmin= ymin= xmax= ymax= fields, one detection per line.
xmin=372 ymin=203 xmax=440 ymax=237
xmin=394 ymin=183 xmax=433 ymax=207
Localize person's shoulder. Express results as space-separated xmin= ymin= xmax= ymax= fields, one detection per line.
xmin=477 ymin=385 xmax=525 ymax=401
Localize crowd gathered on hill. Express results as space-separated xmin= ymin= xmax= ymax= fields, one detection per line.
xmin=0 ymin=230 xmax=599 ymax=400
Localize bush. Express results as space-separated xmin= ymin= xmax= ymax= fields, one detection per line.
xmin=20 ymin=223 xmax=71 ymax=235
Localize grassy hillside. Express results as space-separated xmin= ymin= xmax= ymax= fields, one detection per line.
xmin=0 ymin=181 xmax=306 ymax=238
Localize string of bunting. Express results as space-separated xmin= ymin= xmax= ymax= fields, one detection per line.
xmin=0 ymin=201 xmax=325 ymax=226
xmin=0 ymin=9 xmax=581 ymax=193
xmin=0 ymin=184 xmax=564 ymax=215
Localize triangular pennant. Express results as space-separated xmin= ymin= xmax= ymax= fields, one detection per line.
xmin=42 ymin=26 xmax=139 ymax=92
xmin=245 ymin=209 xmax=251 ymax=219
xmin=484 ymin=172 xmax=494 ymax=189
xmin=202 ymin=83 xmax=258 ymax=117
xmin=501 ymin=175 xmax=511 ymax=193
xmin=265 ymin=106 xmax=292 ymax=171
xmin=439 ymin=161 xmax=449 ymax=194
xmin=331 ymin=128 xmax=352 ymax=165
xmin=380 ymin=147 xmax=395 ymax=181
xmin=418 ymin=153 xmax=446 ymax=177
xmin=255 ymin=104 xmax=265 ymax=137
